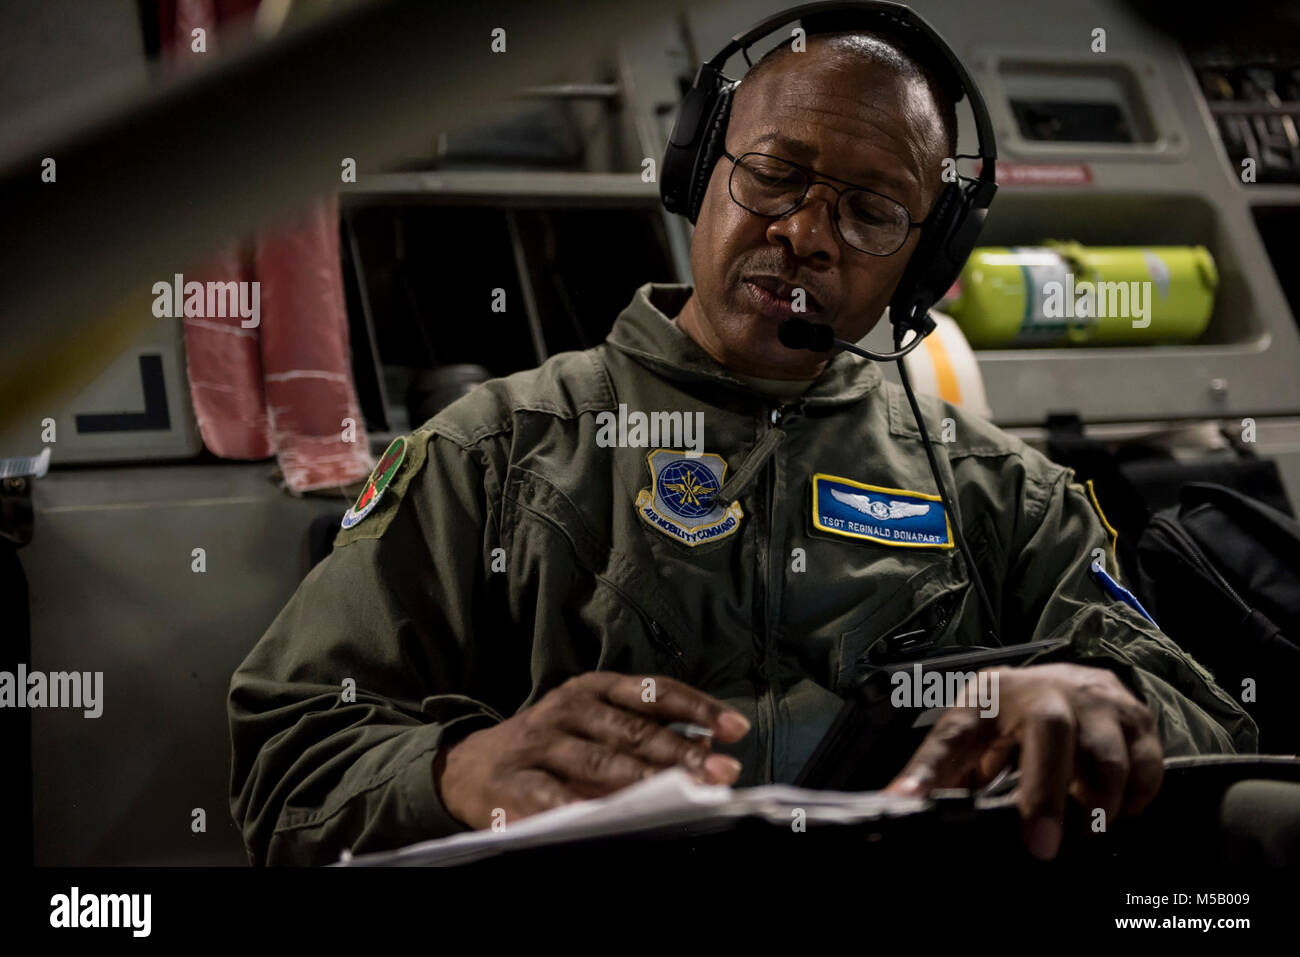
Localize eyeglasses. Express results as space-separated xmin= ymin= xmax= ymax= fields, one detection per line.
xmin=721 ymin=150 xmax=928 ymax=256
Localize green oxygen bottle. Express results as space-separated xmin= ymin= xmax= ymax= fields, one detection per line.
xmin=943 ymin=242 xmax=1218 ymax=348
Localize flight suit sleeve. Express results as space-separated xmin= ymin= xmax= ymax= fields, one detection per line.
xmin=228 ymin=428 xmax=509 ymax=866
xmin=1000 ymin=461 xmax=1258 ymax=756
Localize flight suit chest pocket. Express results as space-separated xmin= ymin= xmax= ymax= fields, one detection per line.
xmin=583 ymin=540 xmax=700 ymax=681
xmin=834 ymin=560 xmax=971 ymax=697
xmin=500 ymin=464 xmax=697 ymax=681
xmin=592 ymin=575 xmax=693 ymax=679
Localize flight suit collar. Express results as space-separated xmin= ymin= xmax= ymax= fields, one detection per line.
xmin=605 ymin=282 xmax=883 ymax=407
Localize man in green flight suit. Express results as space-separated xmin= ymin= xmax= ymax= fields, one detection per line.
xmin=228 ymin=27 xmax=1255 ymax=867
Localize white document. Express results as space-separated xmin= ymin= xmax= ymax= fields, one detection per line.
xmin=334 ymin=768 xmax=931 ymax=867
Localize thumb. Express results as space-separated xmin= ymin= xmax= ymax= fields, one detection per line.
xmin=883 ymin=769 xmax=930 ymax=797
xmin=884 ymin=707 xmax=992 ymax=797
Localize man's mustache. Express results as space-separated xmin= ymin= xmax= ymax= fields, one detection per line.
xmin=738 ymin=266 xmax=832 ymax=314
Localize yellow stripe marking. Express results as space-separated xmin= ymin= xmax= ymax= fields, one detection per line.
xmin=923 ymin=330 xmax=963 ymax=405
xmin=1085 ymin=478 xmax=1119 ymax=567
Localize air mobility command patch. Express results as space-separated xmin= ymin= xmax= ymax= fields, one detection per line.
xmin=635 ymin=449 xmax=743 ymax=547
xmin=812 ymin=473 xmax=953 ymax=548
xmin=341 ymin=436 xmax=409 ymax=529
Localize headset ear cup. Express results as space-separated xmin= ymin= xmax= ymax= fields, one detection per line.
xmin=687 ymin=83 xmax=735 ymax=224
xmin=889 ymin=183 xmax=966 ymax=331
xmin=661 ymin=66 xmax=721 ymax=218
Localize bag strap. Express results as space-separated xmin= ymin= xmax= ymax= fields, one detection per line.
xmin=1178 ymin=482 xmax=1300 ymax=557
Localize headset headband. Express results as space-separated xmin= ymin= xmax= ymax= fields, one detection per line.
xmin=706 ymin=0 xmax=996 ymax=181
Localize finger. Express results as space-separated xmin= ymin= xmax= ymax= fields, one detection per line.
xmin=536 ymin=733 xmax=663 ymax=796
xmin=1018 ymin=695 xmax=1076 ymax=861
xmin=1093 ymin=672 xmax=1155 ymax=736
xmin=1119 ymin=723 xmax=1164 ymax=817
xmin=975 ymin=738 xmax=1017 ymax=787
xmin=1080 ymin=674 xmax=1163 ymax=817
xmin=1072 ymin=711 xmax=1130 ymax=823
xmin=596 ymin=673 xmax=751 ymax=742
xmin=884 ymin=707 xmax=991 ymax=796
xmin=555 ymin=698 xmax=718 ymax=778
xmin=503 ymin=769 xmax=584 ymax=822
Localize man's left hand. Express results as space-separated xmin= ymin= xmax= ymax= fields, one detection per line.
xmin=883 ymin=663 xmax=1165 ymax=860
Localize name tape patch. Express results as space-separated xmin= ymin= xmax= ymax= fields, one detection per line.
xmin=812 ymin=473 xmax=953 ymax=548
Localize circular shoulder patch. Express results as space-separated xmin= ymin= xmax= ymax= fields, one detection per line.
xmin=341 ymin=436 xmax=408 ymax=529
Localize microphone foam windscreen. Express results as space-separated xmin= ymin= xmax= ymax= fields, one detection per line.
xmin=777 ymin=317 xmax=810 ymax=350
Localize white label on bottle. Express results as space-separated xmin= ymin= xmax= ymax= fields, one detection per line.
xmin=1012 ymin=247 xmax=1071 ymax=341
xmin=1143 ymin=250 xmax=1170 ymax=299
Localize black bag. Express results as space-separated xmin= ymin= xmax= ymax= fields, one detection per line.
xmin=1135 ymin=482 xmax=1300 ymax=753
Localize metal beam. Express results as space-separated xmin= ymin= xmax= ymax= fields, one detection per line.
xmin=0 ymin=0 xmax=667 ymax=423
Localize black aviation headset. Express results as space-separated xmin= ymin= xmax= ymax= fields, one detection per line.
xmin=660 ymin=1 xmax=1004 ymax=644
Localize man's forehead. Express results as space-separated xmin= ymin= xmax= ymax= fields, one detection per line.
xmin=729 ymin=53 xmax=942 ymax=198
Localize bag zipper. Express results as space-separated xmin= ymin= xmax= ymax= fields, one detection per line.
xmin=1150 ymin=514 xmax=1252 ymax=614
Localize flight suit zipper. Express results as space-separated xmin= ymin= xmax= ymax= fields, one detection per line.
xmin=598 ymin=573 xmax=687 ymax=677
xmin=757 ymin=403 xmax=798 ymax=782
xmin=645 ymin=614 xmax=687 ymax=666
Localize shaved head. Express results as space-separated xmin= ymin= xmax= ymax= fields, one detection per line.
xmin=738 ymin=30 xmax=957 ymax=161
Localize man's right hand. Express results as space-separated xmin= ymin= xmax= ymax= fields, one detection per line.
xmin=433 ymin=672 xmax=752 ymax=830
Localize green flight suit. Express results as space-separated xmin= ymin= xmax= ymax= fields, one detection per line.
xmin=228 ymin=282 xmax=1256 ymax=866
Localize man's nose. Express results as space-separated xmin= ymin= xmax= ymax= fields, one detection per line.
xmin=765 ymin=182 xmax=839 ymax=261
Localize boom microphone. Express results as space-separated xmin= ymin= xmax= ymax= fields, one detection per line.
xmin=777 ymin=315 xmax=934 ymax=362
xmin=777 ymin=316 xmax=835 ymax=352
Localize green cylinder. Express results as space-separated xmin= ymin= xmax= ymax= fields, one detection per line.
xmin=944 ymin=243 xmax=1218 ymax=348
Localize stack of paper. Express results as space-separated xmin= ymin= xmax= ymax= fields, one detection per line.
xmin=335 ymin=768 xmax=932 ymax=867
